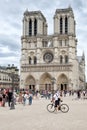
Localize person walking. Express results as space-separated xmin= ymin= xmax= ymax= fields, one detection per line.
xmin=28 ymin=91 xmax=33 ymax=105
xmin=22 ymin=91 xmax=28 ymax=105
xmin=2 ymin=90 xmax=6 ymax=107
xmin=0 ymin=92 xmax=2 ymax=107
xmin=7 ymin=89 xmax=13 ymax=107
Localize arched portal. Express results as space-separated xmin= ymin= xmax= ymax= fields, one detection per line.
xmin=25 ymin=75 xmax=36 ymax=91
xmin=39 ymin=73 xmax=53 ymax=91
xmin=57 ymin=74 xmax=68 ymax=90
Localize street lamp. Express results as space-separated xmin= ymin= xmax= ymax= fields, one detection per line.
xmin=51 ymin=77 xmax=56 ymax=93
xmin=9 ymin=70 xmax=19 ymax=110
xmin=9 ymin=72 xmax=15 ymax=110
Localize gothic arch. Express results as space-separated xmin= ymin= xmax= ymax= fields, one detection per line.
xmin=43 ymin=49 xmax=53 ymax=55
xmin=39 ymin=73 xmax=53 ymax=91
xmin=40 ymin=73 xmax=52 ymax=84
xmin=57 ymin=73 xmax=68 ymax=90
xmin=25 ymin=75 xmax=36 ymax=91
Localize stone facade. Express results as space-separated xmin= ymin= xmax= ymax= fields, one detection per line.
xmin=0 ymin=64 xmax=19 ymax=89
xmin=20 ymin=7 xmax=85 ymax=91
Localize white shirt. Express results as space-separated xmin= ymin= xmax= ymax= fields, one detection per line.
xmin=53 ymin=92 xmax=59 ymax=101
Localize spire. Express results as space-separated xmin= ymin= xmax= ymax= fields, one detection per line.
xmin=82 ymin=51 xmax=85 ymax=61
xmin=68 ymin=4 xmax=72 ymax=10
xmin=24 ymin=8 xmax=29 ymax=15
xmin=68 ymin=4 xmax=71 ymax=8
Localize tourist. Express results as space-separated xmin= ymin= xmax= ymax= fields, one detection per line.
xmin=28 ymin=91 xmax=33 ymax=105
xmin=51 ymin=90 xmax=61 ymax=112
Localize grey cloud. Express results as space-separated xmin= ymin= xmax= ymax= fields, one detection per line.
xmin=0 ymin=34 xmax=20 ymax=51
xmin=71 ymin=0 xmax=83 ymax=9
xmin=0 ymin=51 xmax=18 ymax=57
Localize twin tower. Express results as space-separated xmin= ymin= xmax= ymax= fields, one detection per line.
xmin=22 ymin=6 xmax=75 ymax=37
xmin=20 ymin=7 xmax=85 ymax=91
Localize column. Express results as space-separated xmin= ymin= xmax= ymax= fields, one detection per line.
xmin=58 ymin=17 xmax=60 ymax=34
xmin=54 ymin=83 xmax=57 ymax=90
xmin=23 ymin=18 xmax=27 ymax=36
xmin=26 ymin=18 xmax=29 ymax=35
xmin=68 ymin=16 xmax=74 ymax=34
xmin=54 ymin=16 xmax=58 ymax=34
xmin=37 ymin=18 xmax=42 ymax=35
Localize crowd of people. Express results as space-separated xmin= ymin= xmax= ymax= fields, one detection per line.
xmin=0 ymin=88 xmax=87 ymax=108
xmin=0 ymin=88 xmax=34 ymax=107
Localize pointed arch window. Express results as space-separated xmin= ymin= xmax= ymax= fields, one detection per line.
xmin=29 ymin=19 xmax=32 ymax=36
xmin=34 ymin=19 xmax=37 ymax=36
xmin=34 ymin=56 xmax=37 ymax=64
xmin=65 ymin=40 xmax=67 ymax=46
xmin=60 ymin=55 xmax=63 ymax=64
xmin=65 ymin=55 xmax=68 ymax=63
xmin=65 ymin=17 xmax=68 ymax=34
xmin=43 ymin=22 xmax=44 ymax=35
xmin=60 ymin=17 xmax=63 ymax=34
xmin=29 ymin=57 xmax=32 ymax=64
xmin=45 ymin=84 xmax=47 ymax=90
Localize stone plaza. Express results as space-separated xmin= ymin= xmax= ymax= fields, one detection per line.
xmin=0 ymin=95 xmax=87 ymax=130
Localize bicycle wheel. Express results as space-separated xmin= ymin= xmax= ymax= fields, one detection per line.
xmin=47 ymin=103 xmax=55 ymax=113
xmin=60 ymin=104 xmax=69 ymax=113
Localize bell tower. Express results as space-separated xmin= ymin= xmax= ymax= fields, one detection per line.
xmin=23 ymin=9 xmax=48 ymax=36
xmin=54 ymin=6 xmax=76 ymax=35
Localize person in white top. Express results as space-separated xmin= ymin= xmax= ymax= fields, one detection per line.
xmin=52 ymin=90 xmax=61 ymax=112
xmin=22 ymin=92 xmax=28 ymax=105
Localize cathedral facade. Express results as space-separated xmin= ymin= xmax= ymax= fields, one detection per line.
xmin=20 ymin=7 xmax=85 ymax=91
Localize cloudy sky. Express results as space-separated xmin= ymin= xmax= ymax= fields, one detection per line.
xmin=0 ymin=0 xmax=87 ymax=80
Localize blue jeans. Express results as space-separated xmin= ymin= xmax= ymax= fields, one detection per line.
xmin=29 ymin=96 xmax=32 ymax=105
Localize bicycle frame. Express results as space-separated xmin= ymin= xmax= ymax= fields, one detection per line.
xmin=47 ymin=101 xmax=69 ymax=113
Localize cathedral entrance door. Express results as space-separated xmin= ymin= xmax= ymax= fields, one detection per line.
xmin=45 ymin=84 xmax=51 ymax=91
xmin=60 ymin=84 xmax=67 ymax=90
xmin=64 ymin=84 xmax=67 ymax=90
xmin=58 ymin=74 xmax=68 ymax=91
xmin=29 ymin=85 xmax=35 ymax=92
xmin=61 ymin=84 xmax=63 ymax=90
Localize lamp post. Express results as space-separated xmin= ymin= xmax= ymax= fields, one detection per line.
xmin=9 ymin=71 xmax=19 ymax=110
xmin=51 ymin=77 xmax=56 ymax=93
xmin=9 ymin=72 xmax=15 ymax=110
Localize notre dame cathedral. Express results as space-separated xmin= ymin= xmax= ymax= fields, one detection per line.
xmin=20 ymin=6 xmax=85 ymax=91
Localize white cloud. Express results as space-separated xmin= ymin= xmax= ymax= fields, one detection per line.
xmin=0 ymin=46 xmax=10 ymax=53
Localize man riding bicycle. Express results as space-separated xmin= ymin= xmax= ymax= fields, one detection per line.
xmin=47 ymin=90 xmax=69 ymax=113
xmin=51 ymin=90 xmax=61 ymax=112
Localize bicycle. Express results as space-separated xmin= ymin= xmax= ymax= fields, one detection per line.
xmin=47 ymin=101 xmax=69 ymax=113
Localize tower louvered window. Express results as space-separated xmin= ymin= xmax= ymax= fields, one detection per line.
xmin=29 ymin=19 xmax=32 ymax=36
xmin=65 ymin=55 xmax=68 ymax=63
xmin=29 ymin=57 xmax=32 ymax=64
xmin=34 ymin=56 xmax=37 ymax=64
xmin=60 ymin=55 xmax=63 ymax=64
xmin=34 ymin=19 xmax=37 ymax=36
xmin=65 ymin=17 xmax=68 ymax=34
xmin=60 ymin=17 xmax=63 ymax=34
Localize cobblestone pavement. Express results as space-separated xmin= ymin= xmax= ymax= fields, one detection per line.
xmin=0 ymin=96 xmax=87 ymax=130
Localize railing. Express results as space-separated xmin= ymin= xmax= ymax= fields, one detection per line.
xmin=21 ymin=64 xmax=72 ymax=72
